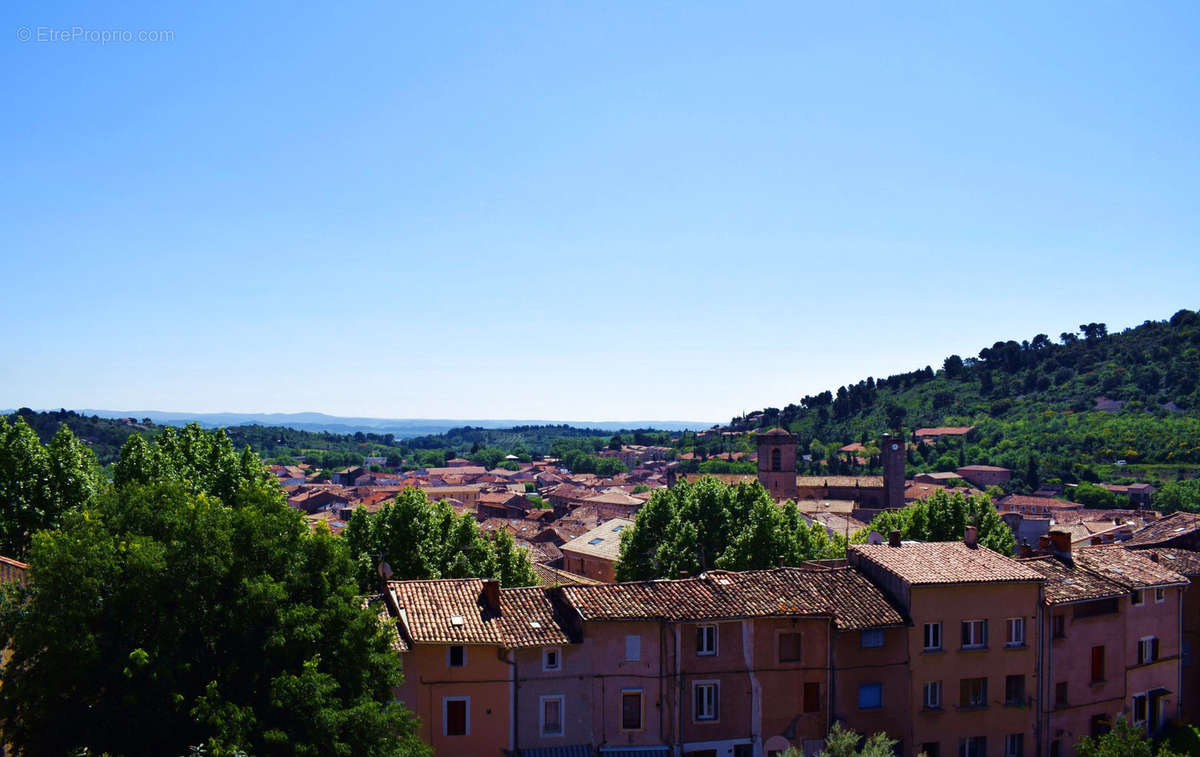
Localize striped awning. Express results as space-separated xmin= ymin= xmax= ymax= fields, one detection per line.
xmin=520 ymin=745 xmax=592 ymax=757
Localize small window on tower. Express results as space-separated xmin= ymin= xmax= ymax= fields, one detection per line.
xmin=771 ymin=448 xmax=782 ymax=472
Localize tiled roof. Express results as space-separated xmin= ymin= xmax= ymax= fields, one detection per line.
xmin=997 ymin=494 xmax=1083 ymax=510
xmin=532 ymin=563 xmax=603 ymax=587
xmin=387 ymin=578 xmax=570 ymax=648
xmin=850 ymin=542 xmax=1045 ymax=586
xmin=560 ymin=567 xmax=904 ymax=630
xmin=559 ymin=518 xmax=634 ymax=562
xmin=1138 ymin=548 xmax=1200 ymax=576
xmin=1018 ymin=556 xmax=1126 ymax=605
xmin=914 ymin=426 xmax=975 ymax=436
xmin=956 ymin=465 xmax=1011 ymax=473
xmin=1124 ymin=512 xmax=1200 ymax=547
xmin=795 ymin=476 xmax=884 ymax=489
xmin=0 ymin=555 xmax=29 ymax=586
xmin=1072 ymin=545 xmax=1189 ymax=589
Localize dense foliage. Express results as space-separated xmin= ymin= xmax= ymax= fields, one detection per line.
xmin=723 ymin=309 xmax=1200 ymax=486
xmin=0 ymin=425 xmax=428 ymax=756
xmin=342 ymin=487 xmax=539 ymax=591
xmin=862 ymin=489 xmax=1016 ymax=554
xmin=616 ymin=477 xmax=843 ymax=581
xmin=1073 ymin=716 xmax=1184 ymax=757
xmin=0 ymin=416 xmax=102 ymax=558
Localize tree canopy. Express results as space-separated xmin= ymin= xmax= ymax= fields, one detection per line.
xmin=616 ymin=477 xmax=843 ymax=581
xmin=0 ymin=424 xmax=429 ymax=757
xmin=862 ymin=489 xmax=1016 ymax=554
xmin=342 ymin=487 xmax=539 ymax=591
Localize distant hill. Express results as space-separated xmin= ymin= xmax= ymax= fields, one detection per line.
xmin=69 ymin=410 xmax=709 ymax=437
xmin=730 ymin=308 xmax=1200 ymax=485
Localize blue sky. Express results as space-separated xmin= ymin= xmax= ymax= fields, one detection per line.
xmin=3 ymin=1 xmax=1198 ymax=423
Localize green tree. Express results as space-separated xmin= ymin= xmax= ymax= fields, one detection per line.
xmin=1156 ymin=479 xmax=1200 ymax=513
xmin=0 ymin=417 xmax=101 ymax=558
xmin=1074 ymin=716 xmax=1184 ymax=757
xmin=0 ymin=430 xmax=428 ymax=757
xmin=343 ymin=488 xmax=537 ymax=589
xmin=817 ymin=722 xmax=899 ymax=757
xmin=866 ymin=489 xmax=1016 ymax=554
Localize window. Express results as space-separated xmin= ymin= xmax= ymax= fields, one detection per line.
xmin=771 ymin=447 xmax=781 ymax=471
xmin=961 ymin=620 xmax=988 ymax=649
xmin=924 ymin=622 xmax=942 ymax=651
xmin=1052 ymin=614 xmax=1066 ymax=640
xmin=1155 ymin=587 xmax=1166 ymax=603
xmin=1090 ymin=714 xmax=1111 ymax=738
xmin=625 ymin=635 xmax=641 ymax=662
xmin=1131 ymin=589 xmax=1144 ymax=606
xmin=858 ymin=683 xmax=883 ymax=710
xmin=923 ymin=681 xmax=942 ymax=709
xmin=543 ymin=647 xmax=561 ymax=671
xmin=1090 ymin=645 xmax=1105 ymax=682
xmin=696 ymin=625 xmax=717 ymax=656
xmin=1132 ymin=693 xmax=1148 ymax=724
xmin=959 ymin=677 xmax=987 ymax=709
xmin=620 ymin=689 xmax=643 ymax=730
xmin=694 ymin=681 xmax=719 ymax=721
xmin=861 ymin=629 xmax=884 ymax=648
xmin=960 ymin=736 xmax=986 ymax=757
xmin=1138 ymin=637 xmax=1160 ymax=665
xmin=540 ymin=695 xmax=564 ymax=737
xmin=1006 ymin=617 xmax=1025 ymax=647
xmin=778 ymin=632 xmax=802 ymax=662
xmin=803 ymin=682 xmax=820 ymax=713
xmin=448 ymin=645 xmax=465 ymax=668
xmin=1055 ymin=682 xmax=1068 ymax=708
xmin=1005 ymin=675 xmax=1025 ymax=706
xmin=443 ymin=697 xmax=469 ymax=736
xmin=920 ymin=743 xmax=941 ymax=757
xmin=1005 ymin=734 xmax=1024 ymax=757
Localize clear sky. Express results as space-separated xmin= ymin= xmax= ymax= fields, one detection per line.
xmin=3 ymin=2 xmax=1199 ymax=423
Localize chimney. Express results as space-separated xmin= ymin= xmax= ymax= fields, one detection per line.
xmin=678 ymin=570 xmax=689 ymax=579
xmin=482 ymin=578 xmax=501 ymax=612
xmin=1048 ymin=529 xmax=1071 ymax=556
xmin=778 ymin=556 xmax=786 ymax=568
xmin=888 ymin=530 xmax=902 ymax=548
xmin=964 ymin=525 xmax=978 ymax=548
xmin=1149 ymin=552 xmax=1160 ymax=563
xmin=1038 ymin=534 xmax=1051 ymax=553
xmin=1019 ymin=541 xmax=1033 ymax=558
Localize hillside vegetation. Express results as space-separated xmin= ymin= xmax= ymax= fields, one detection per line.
xmin=726 ymin=309 xmax=1200 ymax=486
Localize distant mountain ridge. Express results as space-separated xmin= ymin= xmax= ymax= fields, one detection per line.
xmin=65 ymin=410 xmax=711 ymax=437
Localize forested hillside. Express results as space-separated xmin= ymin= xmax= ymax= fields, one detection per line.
xmin=727 ymin=309 xmax=1200 ymax=484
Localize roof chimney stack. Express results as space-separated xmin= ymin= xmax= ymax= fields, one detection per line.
xmin=482 ymin=578 xmax=501 ymax=613
xmin=1019 ymin=541 xmax=1033 ymax=558
xmin=888 ymin=530 xmax=902 ymax=548
xmin=1038 ymin=534 xmax=1051 ymax=553
xmin=1048 ymin=529 xmax=1072 ymax=556
xmin=964 ymin=525 xmax=978 ymax=548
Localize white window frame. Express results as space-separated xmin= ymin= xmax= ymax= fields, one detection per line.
xmin=923 ymin=680 xmax=942 ymax=709
xmin=1005 ymin=734 xmax=1024 ymax=757
xmin=861 ymin=628 xmax=885 ymax=648
xmin=696 ymin=624 xmax=718 ymax=656
xmin=447 ymin=645 xmax=466 ymax=668
xmin=1155 ymin=587 xmax=1166 ymax=603
xmin=539 ymin=694 xmax=565 ymax=737
xmin=620 ymin=688 xmax=644 ymax=731
xmin=961 ymin=736 xmax=986 ymax=757
xmin=964 ymin=677 xmax=988 ymax=708
xmin=923 ymin=621 xmax=942 ymax=651
xmin=1132 ymin=692 xmax=1148 ymax=724
xmin=625 ymin=634 xmax=641 ymax=662
xmin=542 ymin=646 xmax=562 ymax=672
xmin=1006 ymin=617 xmax=1025 ymax=647
xmin=443 ymin=696 xmax=470 ymax=737
xmin=962 ymin=619 xmax=988 ymax=649
xmin=693 ymin=680 xmax=719 ymax=722
xmin=1138 ymin=636 xmax=1158 ymax=665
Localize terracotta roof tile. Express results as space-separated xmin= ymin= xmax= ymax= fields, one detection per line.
xmin=387 ymin=578 xmax=571 ymax=648
xmin=559 ymin=567 xmax=904 ymax=630
xmin=1124 ymin=512 xmax=1200 ymax=547
xmin=1072 ymin=545 xmax=1189 ymax=589
xmin=559 ymin=519 xmax=634 ymax=562
xmin=850 ymin=542 xmax=1045 ymax=585
xmin=1018 ymin=556 xmax=1126 ymax=605
xmin=1138 ymin=548 xmax=1200 ymax=576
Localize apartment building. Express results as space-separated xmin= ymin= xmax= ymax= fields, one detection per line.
xmin=847 ymin=530 xmax=1044 ymax=757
